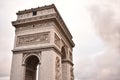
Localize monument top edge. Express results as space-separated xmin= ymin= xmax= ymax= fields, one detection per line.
xmin=16 ymin=4 xmax=56 ymax=15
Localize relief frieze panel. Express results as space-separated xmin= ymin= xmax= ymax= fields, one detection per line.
xmin=16 ymin=32 xmax=50 ymax=46
xmin=54 ymin=33 xmax=61 ymax=48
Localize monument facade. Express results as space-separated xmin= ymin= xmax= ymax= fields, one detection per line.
xmin=10 ymin=4 xmax=75 ymax=80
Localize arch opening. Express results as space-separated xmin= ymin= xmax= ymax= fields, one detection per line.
xmin=25 ymin=55 xmax=39 ymax=80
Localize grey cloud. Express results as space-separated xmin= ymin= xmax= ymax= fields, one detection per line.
xmin=90 ymin=2 xmax=120 ymax=49
xmin=74 ymin=0 xmax=120 ymax=80
xmin=0 ymin=0 xmax=14 ymax=78
xmin=79 ymin=0 xmax=120 ymax=80
xmin=93 ymin=52 xmax=120 ymax=80
xmin=0 ymin=57 xmax=11 ymax=77
xmin=0 ymin=76 xmax=9 ymax=80
xmin=75 ymin=51 xmax=120 ymax=80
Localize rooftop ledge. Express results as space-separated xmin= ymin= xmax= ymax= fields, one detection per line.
xmin=16 ymin=4 xmax=55 ymax=15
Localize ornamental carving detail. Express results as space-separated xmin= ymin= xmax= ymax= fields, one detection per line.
xmin=69 ymin=52 xmax=72 ymax=60
xmin=16 ymin=32 xmax=50 ymax=46
xmin=55 ymin=57 xmax=61 ymax=80
xmin=70 ymin=67 xmax=74 ymax=80
xmin=54 ymin=33 xmax=61 ymax=48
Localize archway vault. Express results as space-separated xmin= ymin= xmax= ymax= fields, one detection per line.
xmin=22 ymin=53 xmax=41 ymax=65
xmin=24 ymin=55 xmax=40 ymax=80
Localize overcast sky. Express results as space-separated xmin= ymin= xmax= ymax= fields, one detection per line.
xmin=0 ymin=0 xmax=120 ymax=80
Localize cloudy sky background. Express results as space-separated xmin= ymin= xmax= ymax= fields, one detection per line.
xmin=0 ymin=0 xmax=120 ymax=80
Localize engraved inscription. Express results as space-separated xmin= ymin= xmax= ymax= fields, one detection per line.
xmin=16 ymin=32 xmax=50 ymax=46
xmin=54 ymin=33 xmax=60 ymax=48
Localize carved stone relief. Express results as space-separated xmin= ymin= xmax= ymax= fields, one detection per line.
xmin=16 ymin=21 xmax=55 ymax=31
xmin=16 ymin=32 xmax=50 ymax=46
xmin=64 ymin=45 xmax=68 ymax=59
xmin=69 ymin=52 xmax=72 ymax=60
xmin=70 ymin=67 xmax=74 ymax=80
xmin=55 ymin=57 xmax=61 ymax=80
xmin=54 ymin=33 xmax=61 ymax=48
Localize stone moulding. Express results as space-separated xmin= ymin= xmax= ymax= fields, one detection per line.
xmin=12 ymin=14 xmax=56 ymax=26
xmin=16 ymin=21 xmax=54 ymax=31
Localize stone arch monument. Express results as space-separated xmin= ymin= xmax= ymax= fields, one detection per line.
xmin=10 ymin=4 xmax=75 ymax=80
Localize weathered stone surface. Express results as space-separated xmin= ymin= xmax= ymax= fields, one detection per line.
xmin=16 ymin=32 xmax=50 ymax=46
xmin=10 ymin=4 xmax=74 ymax=80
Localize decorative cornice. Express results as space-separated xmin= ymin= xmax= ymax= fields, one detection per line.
xmin=12 ymin=14 xmax=56 ymax=26
xmin=12 ymin=45 xmax=61 ymax=54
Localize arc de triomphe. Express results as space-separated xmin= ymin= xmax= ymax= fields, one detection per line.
xmin=10 ymin=4 xmax=75 ymax=80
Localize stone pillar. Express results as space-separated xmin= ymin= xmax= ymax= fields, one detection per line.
xmin=62 ymin=63 xmax=68 ymax=80
xmin=10 ymin=53 xmax=24 ymax=80
xmin=38 ymin=64 xmax=41 ymax=80
xmin=22 ymin=65 xmax=26 ymax=80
